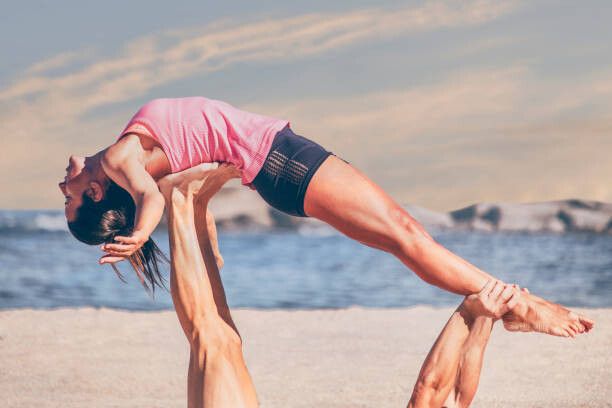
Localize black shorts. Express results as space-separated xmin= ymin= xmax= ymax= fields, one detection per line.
xmin=252 ymin=126 xmax=333 ymax=217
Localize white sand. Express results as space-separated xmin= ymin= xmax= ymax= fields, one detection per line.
xmin=0 ymin=307 xmax=610 ymax=407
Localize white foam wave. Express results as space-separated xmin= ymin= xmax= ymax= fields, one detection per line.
xmin=32 ymin=213 xmax=68 ymax=231
xmin=0 ymin=210 xmax=68 ymax=232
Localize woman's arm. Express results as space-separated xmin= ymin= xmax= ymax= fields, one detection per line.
xmin=99 ymin=136 xmax=165 ymax=264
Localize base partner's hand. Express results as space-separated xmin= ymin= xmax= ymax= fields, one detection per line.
xmin=461 ymin=280 xmax=521 ymax=320
xmin=157 ymin=162 xmax=240 ymax=202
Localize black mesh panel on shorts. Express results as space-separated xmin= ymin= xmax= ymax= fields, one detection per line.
xmin=251 ymin=126 xmax=333 ymax=217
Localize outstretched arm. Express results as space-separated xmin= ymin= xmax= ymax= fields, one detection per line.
xmin=159 ymin=163 xmax=257 ymax=408
xmin=442 ymin=315 xmax=493 ymax=408
xmin=446 ymin=287 xmax=529 ymax=408
xmin=408 ymin=281 xmax=520 ymax=408
xmin=407 ymin=306 xmax=474 ymax=408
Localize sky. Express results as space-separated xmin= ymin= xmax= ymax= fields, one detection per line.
xmin=1 ymin=0 xmax=611 ymax=211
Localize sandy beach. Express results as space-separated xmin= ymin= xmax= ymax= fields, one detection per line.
xmin=1 ymin=307 xmax=609 ymax=407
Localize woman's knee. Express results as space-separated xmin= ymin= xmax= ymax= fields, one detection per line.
xmin=382 ymin=206 xmax=434 ymax=254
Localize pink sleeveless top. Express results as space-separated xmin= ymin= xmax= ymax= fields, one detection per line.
xmin=119 ymin=97 xmax=289 ymax=187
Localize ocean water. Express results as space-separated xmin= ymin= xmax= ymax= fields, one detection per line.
xmin=0 ymin=210 xmax=611 ymax=310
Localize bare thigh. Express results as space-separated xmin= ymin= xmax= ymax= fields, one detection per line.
xmin=303 ymin=155 xmax=426 ymax=252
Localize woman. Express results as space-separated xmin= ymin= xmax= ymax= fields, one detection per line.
xmin=58 ymin=96 xmax=593 ymax=337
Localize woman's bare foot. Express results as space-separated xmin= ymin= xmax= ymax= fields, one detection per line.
xmin=502 ymin=290 xmax=594 ymax=338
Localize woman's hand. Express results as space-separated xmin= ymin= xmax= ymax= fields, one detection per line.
xmin=460 ymin=280 xmax=521 ymax=320
xmin=99 ymin=230 xmax=148 ymax=264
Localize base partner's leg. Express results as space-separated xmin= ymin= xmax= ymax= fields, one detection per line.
xmin=160 ymin=163 xmax=257 ymax=408
xmin=408 ymin=282 xmax=519 ymax=408
xmin=303 ymin=156 xmax=593 ymax=336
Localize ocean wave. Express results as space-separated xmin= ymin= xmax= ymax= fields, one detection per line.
xmin=0 ymin=210 xmax=68 ymax=233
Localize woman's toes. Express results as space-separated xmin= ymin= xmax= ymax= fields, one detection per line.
xmin=579 ymin=314 xmax=594 ymax=331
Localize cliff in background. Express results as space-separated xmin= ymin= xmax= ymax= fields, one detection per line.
xmin=445 ymin=200 xmax=612 ymax=233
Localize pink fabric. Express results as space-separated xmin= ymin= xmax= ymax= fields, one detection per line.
xmin=119 ymin=97 xmax=289 ymax=186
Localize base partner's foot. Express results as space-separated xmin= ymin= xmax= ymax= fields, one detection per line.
xmin=502 ymin=292 xmax=594 ymax=338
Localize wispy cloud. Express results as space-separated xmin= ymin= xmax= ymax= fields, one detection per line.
xmin=1 ymin=0 xmax=518 ymax=110
xmin=23 ymin=49 xmax=95 ymax=75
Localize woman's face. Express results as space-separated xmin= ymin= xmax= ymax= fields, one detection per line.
xmin=58 ymin=155 xmax=93 ymax=222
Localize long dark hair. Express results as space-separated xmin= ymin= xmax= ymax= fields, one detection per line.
xmin=68 ymin=180 xmax=168 ymax=294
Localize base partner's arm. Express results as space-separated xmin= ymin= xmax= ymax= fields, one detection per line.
xmin=159 ymin=163 xmax=257 ymax=408
xmin=441 ymin=315 xmax=493 ymax=408
xmin=408 ymin=281 xmax=520 ymax=408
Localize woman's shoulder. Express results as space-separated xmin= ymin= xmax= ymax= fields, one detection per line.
xmin=106 ymin=134 xmax=140 ymax=164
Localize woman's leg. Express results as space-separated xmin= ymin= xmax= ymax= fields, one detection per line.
xmin=159 ymin=163 xmax=258 ymax=408
xmin=303 ymin=156 xmax=593 ymax=336
xmin=304 ymin=156 xmax=492 ymax=293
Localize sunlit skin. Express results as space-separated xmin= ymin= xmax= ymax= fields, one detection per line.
xmin=59 ymin=129 xmax=594 ymax=338
xmin=158 ymin=163 xmax=258 ymax=408
xmin=408 ymin=282 xmax=525 ymax=408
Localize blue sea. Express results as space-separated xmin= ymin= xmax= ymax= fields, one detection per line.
xmin=0 ymin=210 xmax=611 ymax=311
